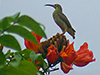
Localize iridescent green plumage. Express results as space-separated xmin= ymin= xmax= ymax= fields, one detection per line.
xmin=45 ymin=4 xmax=76 ymax=39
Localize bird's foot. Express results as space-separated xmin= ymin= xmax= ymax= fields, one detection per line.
xmin=61 ymin=32 xmax=65 ymax=35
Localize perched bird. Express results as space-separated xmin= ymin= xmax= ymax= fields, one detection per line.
xmin=45 ymin=4 xmax=76 ymax=39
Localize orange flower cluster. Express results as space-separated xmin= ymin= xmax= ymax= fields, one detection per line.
xmin=25 ymin=31 xmax=96 ymax=74
xmin=46 ymin=41 xmax=95 ymax=73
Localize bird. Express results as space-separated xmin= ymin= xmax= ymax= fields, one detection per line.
xmin=45 ymin=4 xmax=76 ymax=39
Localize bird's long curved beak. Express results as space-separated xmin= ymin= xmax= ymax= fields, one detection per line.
xmin=45 ymin=4 xmax=54 ymax=7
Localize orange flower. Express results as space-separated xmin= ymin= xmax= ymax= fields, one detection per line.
xmin=73 ymin=42 xmax=96 ymax=67
xmin=46 ymin=44 xmax=59 ymax=64
xmin=24 ymin=31 xmax=42 ymax=53
xmin=60 ymin=42 xmax=77 ymax=65
xmin=60 ymin=62 xmax=73 ymax=74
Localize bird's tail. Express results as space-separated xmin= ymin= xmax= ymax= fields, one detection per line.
xmin=67 ymin=28 xmax=76 ymax=39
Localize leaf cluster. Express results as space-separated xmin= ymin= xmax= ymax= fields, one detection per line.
xmin=0 ymin=12 xmax=49 ymax=75
xmin=0 ymin=12 xmax=46 ymax=51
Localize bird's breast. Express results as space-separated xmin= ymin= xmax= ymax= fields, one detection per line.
xmin=53 ymin=12 xmax=68 ymax=32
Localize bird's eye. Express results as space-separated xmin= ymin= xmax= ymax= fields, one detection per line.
xmin=54 ymin=4 xmax=57 ymax=7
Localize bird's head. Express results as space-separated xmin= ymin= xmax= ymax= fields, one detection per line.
xmin=45 ymin=4 xmax=62 ymax=12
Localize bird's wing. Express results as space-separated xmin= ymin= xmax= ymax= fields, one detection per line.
xmin=58 ymin=12 xmax=75 ymax=32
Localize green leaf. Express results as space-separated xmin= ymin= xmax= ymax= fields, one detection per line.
xmin=36 ymin=56 xmax=48 ymax=71
xmin=0 ymin=21 xmax=3 ymax=33
xmin=6 ymin=25 xmax=38 ymax=44
xmin=30 ymin=52 xmax=48 ymax=71
xmin=10 ymin=12 xmax=20 ymax=22
xmin=9 ymin=61 xmax=20 ymax=68
xmin=14 ymin=54 xmax=22 ymax=62
xmin=30 ymin=51 xmax=37 ymax=62
xmin=18 ymin=15 xmax=47 ymax=38
xmin=30 ymin=52 xmax=43 ymax=63
xmin=4 ymin=50 xmax=11 ymax=59
xmin=0 ymin=35 xmax=21 ymax=51
xmin=0 ymin=12 xmax=20 ymax=34
xmin=9 ymin=54 xmax=22 ymax=68
xmin=2 ymin=17 xmax=12 ymax=31
xmin=0 ymin=60 xmax=38 ymax=75
xmin=16 ymin=49 xmax=32 ymax=60
xmin=0 ymin=50 xmax=6 ymax=65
